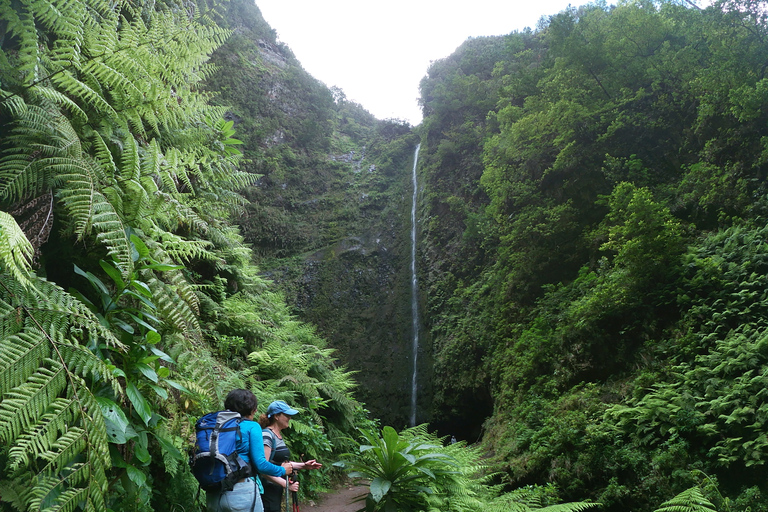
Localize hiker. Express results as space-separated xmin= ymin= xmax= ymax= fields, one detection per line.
xmin=259 ymin=400 xmax=322 ymax=512
xmin=206 ymin=389 xmax=295 ymax=512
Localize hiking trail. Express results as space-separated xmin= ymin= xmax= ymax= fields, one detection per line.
xmin=304 ymin=482 xmax=367 ymax=512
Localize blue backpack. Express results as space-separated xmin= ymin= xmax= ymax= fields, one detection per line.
xmin=190 ymin=410 xmax=252 ymax=492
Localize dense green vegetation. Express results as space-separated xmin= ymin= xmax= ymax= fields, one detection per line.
xmin=5 ymin=0 xmax=768 ymax=510
xmin=418 ymin=0 xmax=768 ymax=509
xmin=337 ymin=425 xmax=597 ymax=512
xmin=0 ymin=0 xmax=372 ymax=510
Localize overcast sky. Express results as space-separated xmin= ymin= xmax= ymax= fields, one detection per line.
xmin=255 ymin=0 xmax=591 ymax=125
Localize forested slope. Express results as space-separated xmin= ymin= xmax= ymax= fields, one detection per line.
xmin=418 ymin=0 xmax=768 ymax=509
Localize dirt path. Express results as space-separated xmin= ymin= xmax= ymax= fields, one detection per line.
xmin=302 ymin=482 xmax=368 ymax=512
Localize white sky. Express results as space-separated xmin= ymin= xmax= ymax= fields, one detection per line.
xmin=255 ymin=1 xmax=587 ymax=125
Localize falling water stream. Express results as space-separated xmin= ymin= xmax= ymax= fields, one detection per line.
xmin=410 ymin=144 xmax=421 ymax=427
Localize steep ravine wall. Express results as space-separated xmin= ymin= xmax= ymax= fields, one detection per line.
xmin=207 ymin=0 xmax=432 ymax=427
xmin=262 ymin=146 xmax=432 ymax=428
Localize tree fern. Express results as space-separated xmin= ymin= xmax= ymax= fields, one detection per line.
xmin=0 ymin=0 xmax=312 ymax=509
xmin=9 ymin=191 xmax=54 ymax=261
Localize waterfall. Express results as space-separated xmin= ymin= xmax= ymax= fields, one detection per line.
xmin=409 ymin=144 xmax=421 ymax=427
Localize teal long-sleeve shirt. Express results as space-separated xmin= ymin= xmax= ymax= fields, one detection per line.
xmin=237 ymin=419 xmax=286 ymax=493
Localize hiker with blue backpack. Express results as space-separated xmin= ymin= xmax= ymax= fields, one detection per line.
xmin=192 ymin=389 xmax=295 ymax=512
xmin=258 ymin=400 xmax=322 ymax=512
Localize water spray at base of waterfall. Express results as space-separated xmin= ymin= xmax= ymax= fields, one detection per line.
xmin=410 ymin=144 xmax=421 ymax=427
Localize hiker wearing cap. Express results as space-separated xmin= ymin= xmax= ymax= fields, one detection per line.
xmin=258 ymin=400 xmax=322 ymax=512
xmin=206 ymin=390 xmax=294 ymax=512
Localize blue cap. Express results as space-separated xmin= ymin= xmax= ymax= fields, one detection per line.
xmin=267 ymin=400 xmax=299 ymax=418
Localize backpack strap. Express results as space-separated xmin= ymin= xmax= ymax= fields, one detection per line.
xmin=263 ymin=427 xmax=278 ymax=464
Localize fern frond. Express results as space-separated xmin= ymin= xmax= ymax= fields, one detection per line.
xmin=0 ymin=152 xmax=51 ymax=201
xmin=6 ymin=397 xmax=79 ymax=472
xmin=81 ymin=58 xmax=142 ymax=103
xmin=48 ymin=68 xmax=117 ymax=116
xmin=30 ymin=85 xmax=88 ymax=123
xmin=539 ymin=503 xmax=600 ymax=512
xmin=56 ymin=157 xmax=133 ymax=275
xmin=0 ymin=275 xmax=112 ymax=512
xmin=654 ymin=487 xmax=716 ymax=512
xmin=0 ymin=1 xmax=39 ymax=85
xmin=58 ymin=341 xmax=122 ymax=396
xmin=39 ymin=426 xmax=88 ymax=472
xmin=119 ymin=128 xmax=141 ymax=182
xmin=172 ymin=342 xmax=222 ymax=408
xmin=0 ymin=211 xmax=34 ymax=285
xmin=0 ymin=274 xmax=124 ymax=351
xmin=25 ymin=0 xmax=88 ymax=40
xmin=158 ymin=234 xmax=215 ymax=263
xmin=0 ymin=361 xmax=67 ymax=442
xmin=0 ymin=332 xmax=50 ymax=400
xmin=26 ymin=461 xmax=94 ymax=512
xmin=39 ymin=484 xmax=91 ymax=512
xmin=0 ymin=94 xmax=29 ymax=117
xmin=145 ymin=272 xmax=200 ymax=336
xmin=85 ymin=128 xmax=117 ymax=177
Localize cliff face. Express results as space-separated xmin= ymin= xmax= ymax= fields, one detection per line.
xmin=206 ymin=0 xmax=425 ymax=426
xmin=258 ymin=139 xmax=423 ymax=427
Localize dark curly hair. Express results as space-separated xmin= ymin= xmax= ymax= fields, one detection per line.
xmin=224 ymin=389 xmax=258 ymax=417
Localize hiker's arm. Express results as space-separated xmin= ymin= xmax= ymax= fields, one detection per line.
xmin=292 ymin=459 xmax=322 ymax=470
xmin=262 ymin=474 xmax=298 ymax=491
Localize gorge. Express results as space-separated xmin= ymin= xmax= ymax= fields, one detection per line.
xmin=213 ymin=0 xmax=768 ymax=508
xmin=3 ymin=0 xmax=768 ymax=510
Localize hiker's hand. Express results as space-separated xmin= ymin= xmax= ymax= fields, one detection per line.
xmin=288 ymin=480 xmax=299 ymax=492
xmin=300 ymin=459 xmax=322 ymax=470
xmin=282 ymin=462 xmax=293 ymax=475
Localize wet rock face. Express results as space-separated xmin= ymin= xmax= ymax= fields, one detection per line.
xmin=257 ymin=39 xmax=287 ymax=69
xmin=272 ymin=231 xmax=418 ymax=426
xmin=249 ymin=135 xmax=427 ymax=426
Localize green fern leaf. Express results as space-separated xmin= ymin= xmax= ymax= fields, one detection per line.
xmin=0 ymin=332 xmax=50 ymax=403
xmin=7 ymin=397 xmax=79 ymax=473
xmin=0 ymin=276 xmax=112 ymax=512
xmin=48 ymin=68 xmax=116 ymax=116
xmin=654 ymin=487 xmax=716 ymax=512
xmin=539 ymin=503 xmax=600 ymax=512
xmin=0 ymin=363 xmax=67 ymax=442
xmin=31 ymin=85 xmax=88 ymax=123
xmin=0 ymin=211 xmax=34 ymax=285
xmin=56 ymin=158 xmax=133 ymax=275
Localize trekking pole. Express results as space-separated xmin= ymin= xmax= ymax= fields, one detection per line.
xmin=291 ymin=474 xmax=299 ymax=512
xmin=285 ymin=472 xmax=290 ymax=512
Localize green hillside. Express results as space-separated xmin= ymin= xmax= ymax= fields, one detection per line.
xmin=418 ymin=1 xmax=768 ymax=509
